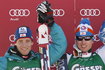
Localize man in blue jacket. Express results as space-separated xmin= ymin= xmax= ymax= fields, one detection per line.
xmin=0 ymin=1 xmax=67 ymax=70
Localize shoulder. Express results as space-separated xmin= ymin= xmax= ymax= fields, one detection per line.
xmin=95 ymin=46 xmax=105 ymax=64
xmin=95 ymin=45 xmax=105 ymax=57
xmin=0 ymin=56 xmax=7 ymax=62
xmin=0 ymin=57 xmax=7 ymax=69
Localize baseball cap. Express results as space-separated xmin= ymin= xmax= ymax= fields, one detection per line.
xmin=15 ymin=26 xmax=33 ymax=42
xmin=75 ymin=18 xmax=94 ymax=36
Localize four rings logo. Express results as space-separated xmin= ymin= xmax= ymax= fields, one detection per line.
xmin=80 ymin=9 xmax=101 ymax=16
xmin=53 ymin=9 xmax=65 ymax=16
xmin=9 ymin=9 xmax=30 ymax=17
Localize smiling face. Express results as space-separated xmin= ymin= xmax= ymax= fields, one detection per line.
xmin=76 ymin=36 xmax=93 ymax=52
xmin=15 ymin=38 xmax=33 ymax=55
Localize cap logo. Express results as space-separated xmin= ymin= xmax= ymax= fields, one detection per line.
xmin=80 ymin=32 xmax=86 ymax=35
xmin=20 ymin=34 xmax=26 ymax=37
xmin=80 ymin=26 xmax=88 ymax=32
xmin=19 ymin=27 xmax=27 ymax=34
xmin=81 ymin=26 xmax=87 ymax=30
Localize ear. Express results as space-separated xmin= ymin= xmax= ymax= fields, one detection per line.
xmin=75 ymin=36 xmax=77 ymax=41
xmin=31 ymin=41 xmax=34 ymax=45
xmin=75 ymin=37 xmax=77 ymax=44
xmin=81 ymin=18 xmax=83 ymax=20
xmin=14 ymin=42 xmax=17 ymax=46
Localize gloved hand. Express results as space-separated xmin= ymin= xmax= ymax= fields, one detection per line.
xmin=37 ymin=1 xmax=54 ymax=27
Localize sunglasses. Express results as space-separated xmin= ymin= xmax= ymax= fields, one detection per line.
xmin=76 ymin=36 xmax=93 ymax=41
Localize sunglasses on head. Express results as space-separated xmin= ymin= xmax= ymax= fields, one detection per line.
xmin=76 ymin=36 xmax=93 ymax=41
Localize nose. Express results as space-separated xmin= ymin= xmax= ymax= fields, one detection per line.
xmin=82 ymin=39 xmax=86 ymax=44
xmin=21 ymin=42 xmax=28 ymax=47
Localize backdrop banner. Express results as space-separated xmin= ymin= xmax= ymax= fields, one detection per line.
xmin=0 ymin=0 xmax=104 ymax=57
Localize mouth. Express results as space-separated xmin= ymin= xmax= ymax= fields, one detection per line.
xmin=21 ymin=48 xmax=28 ymax=51
xmin=81 ymin=45 xmax=87 ymax=48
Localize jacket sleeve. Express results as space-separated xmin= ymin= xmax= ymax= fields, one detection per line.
xmin=0 ymin=57 xmax=7 ymax=70
xmin=49 ymin=23 xmax=67 ymax=65
xmin=96 ymin=45 xmax=105 ymax=64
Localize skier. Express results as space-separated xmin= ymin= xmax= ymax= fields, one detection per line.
xmin=0 ymin=1 xmax=67 ymax=70
xmin=67 ymin=19 xmax=105 ymax=70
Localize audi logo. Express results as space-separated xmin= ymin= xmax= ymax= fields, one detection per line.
xmin=53 ymin=9 xmax=65 ymax=16
xmin=9 ymin=34 xmax=15 ymax=42
xmin=80 ymin=9 xmax=100 ymax=16
xmin=9 ymin=9 xmax=30 ymax=16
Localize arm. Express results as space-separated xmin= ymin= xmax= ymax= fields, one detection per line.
xmin=96 ymin=45 xmax=105 ymax=64
xmin=49 ymin=23 xmax=67 ymax=65
xmin=36 ymin=1 xmax=67 ymax=65
xmin=96 ymin=21 xmax=105 ymax=64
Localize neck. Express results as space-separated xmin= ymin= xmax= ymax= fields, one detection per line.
xmin=9 ymin=46 xmax=31 ymax=60
xmin=81 ymin=52 xmax=92 ymax=57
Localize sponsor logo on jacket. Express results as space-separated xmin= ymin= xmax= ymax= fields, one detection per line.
xmin=72 ymin=64 xmax=102 ymax=70
xmin=12 ymin=66 xmax=41 ymax=70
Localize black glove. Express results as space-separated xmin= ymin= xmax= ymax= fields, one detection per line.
xmin=37 ymin=1 xmax=54 ymax=27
